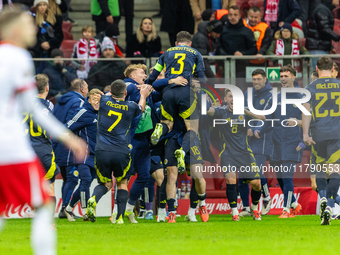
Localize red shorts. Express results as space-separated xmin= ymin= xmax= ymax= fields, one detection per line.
xmin=0 ymin=158 xmax=50 ymax=214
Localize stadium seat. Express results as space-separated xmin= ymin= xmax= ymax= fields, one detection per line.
xmin=63 ymin=30 xmax=74 ymax=40
xmin=299 ymin=38 xmax=306 ymax=47
xmin=333 ymin=6 xmax=340 ymax=19
xmin=249 ymin=0 xmax=264 ymax=8
xmin=62 ymin=21 xmax=72 ymax=32
xmin=60 ymin=40 xmax=77 ymax=58
xmin=334 ymin=19 xmax=340 ymax=28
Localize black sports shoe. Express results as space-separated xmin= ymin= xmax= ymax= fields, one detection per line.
xmin=58 ymin=206 xmax=67 ymax=219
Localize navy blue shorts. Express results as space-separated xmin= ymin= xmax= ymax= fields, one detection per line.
xmin=312 ymin=139 xmax=340 ymax=164
xmin=220 ymin=151 xmax=260 ymax=182
xmin=150 ymin=156 xmax=163 ymax=174
xmin=95 ymin=150 xmax=131 ymax=183
xmin=164 ymin=135 xmax=204 ymax=167
xmin=161 ymin=85 xmax=199 ymax=121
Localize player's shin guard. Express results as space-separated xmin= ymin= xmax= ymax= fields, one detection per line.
xmin=31 ymin=204 xmax=56 ymax=255
xmin=251 ymin=188 xmax=261 ymax=206
xmin=182 ymin=130 xmax=197 ymax=154
xmin=226 ymin=184 xmax=238 ymax=208
xmin=316 ymin=171 xmax=327 ymax=198
xmin=117 ymin=189 xmax=129 ymax=220
xmin=92 ymin=184 xmax=109 ymax=203
xmin=326 ymin=173 xmax=340 ymax=208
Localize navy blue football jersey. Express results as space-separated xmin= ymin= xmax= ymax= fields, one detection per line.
xmin=213 ymin=105 xmax=252 ymax=155
xmin=306 ymin=77 xmax=340 ymax=142
xmin=22 ymin=97 xmax=54 ymax=156
xmin=95 ymin=95 xmax=142 ymax=153
xmin=154 ymin=45 xmax=205 ymax=83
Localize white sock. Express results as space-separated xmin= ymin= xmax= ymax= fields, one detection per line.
xmin=112 ymin=205 xmax=117 ymax=214
xmin=126 ymin=203 xmax=134 ymax=213
xmin=283 ymin=207 xmax=290 ymax=212
xmin=244 ymin=206 xmax=250 ymax=212
xmin=66 ymin=205 xmax=73 ymax=212
xmin=198 ymin=194 xmax=206 ymax=206
xmin=158 ymin=208 xmax=166 ymax=215
xmin=146 ymin=210 xmax=153 ymax=213
xmin=291 ymin=201 xmax=298 ymax=209
xmin=263 ymin=196 xmax=271 ymax=201
xmin=251 ymin=203 xmax=258 ymax=211
xmin=232 ymin=208 xmax=239 ymax=216
xmin=188 ymin=207 xmax=196 ymax=215
xmin=31 ymin=204 xmax=56 ymax=255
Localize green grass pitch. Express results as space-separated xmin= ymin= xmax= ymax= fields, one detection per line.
xmin=1 ymin=215 xmax=340 ymax=255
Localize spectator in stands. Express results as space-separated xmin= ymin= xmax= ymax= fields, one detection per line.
xmin=161 ymin=0 xmax=194 ymax=47
xmin=34 ymin=0 xmax=63 ymax=55
xmin=266 ymin=23 xmax=309 ymax=73
xmin=71 ymin=25 xmax=98 ymax=79
xmin=220 ymin=6 xmax=257 ymax=56
xmin=126 ymin=17 xmax=161 ymax=58
xmin=189 ymin=0 xmax=236 ymax=33
xmin=86 ymin=37 xmax=127 ymax=91
xmin=202 ymin=8 xmax=215 ymax=21
xmin=91 ymin=0 xmax=120 ymax=34
xmin=219 ymin=5 xmax=257 ymax=86
xmin=95 ymin=23 xmax=124 ymax=57
xmin=43 ymin=49 xmax=78 ymax=99
xmin=119 ymin=0 xmax=134 ymax=44
xmin=244 ymin=6 xmax=272 ymax=63
xmin=263 ymin=0 xmax=301 ymax=33
xmin=192 ymin=19 xmax=223 ymax=78
xmin=306 ymin=0 xmax=340 ymax=69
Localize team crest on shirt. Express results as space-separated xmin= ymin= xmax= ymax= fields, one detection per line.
xmin=73 ymin=170 xmax=79 ymax=177
xmin=254 ymin=30 xmax=261 ymax=41
xmin=260 ymin=99 xmax=265 ymax=105
xmin=238 ymin=115 xmax=244 ymax=121
xmin=164 ymin=159 xmax=168 ymax=165
xmin=293 ymin=104 xmax=297 ymax=108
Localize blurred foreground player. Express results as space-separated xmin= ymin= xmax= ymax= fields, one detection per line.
xmin=0 ymin=6 xmax=87 ymax=255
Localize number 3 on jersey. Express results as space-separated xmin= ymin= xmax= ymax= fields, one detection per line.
xmin=107 ymin=110 xmax=122 ymax=132
xmin=171 ymin=53 xmax=186 ymax=74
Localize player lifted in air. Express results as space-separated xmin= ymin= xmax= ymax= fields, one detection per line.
xmin=86 ymin=80 xmax=151 ymax=223
xmin=147 ymin=31 xmax=209 ymax=223
xmin=303 ymin=56 xmax=340 ymax=225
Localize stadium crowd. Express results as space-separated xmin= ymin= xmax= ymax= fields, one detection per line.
xmin=1 ymin=0 xmax=340 ymax=238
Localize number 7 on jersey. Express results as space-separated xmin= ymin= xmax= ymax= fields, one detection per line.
xmin=107 ymin=110 xmax=122 ymax=132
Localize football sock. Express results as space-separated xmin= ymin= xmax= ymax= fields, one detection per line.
xmin=161 ymin=123 xmax=169 ymax=136
xmin=31 ymin=204 xmax=55 ymax=255
xmin=145 ymin=202 xmax=153 ymax=211
xmin=336 ymin=195 xmax=340 ymax=205
xmin=189 ymin=207 xmax=196 ymax=215
xmin=251 ymin=188 xmax=261 ymax=206
xmin=198 ymin=193 xmax=206 ymax=206
xmin=93 ymin=185 xmax=109 ymax=203
xmin=238 ymin=180 xmax=250 ymax=207
xmin=117 ymin=189 xmax=129 ymax=219
xmin=167 ymin=198 xmax=176 ymax=212
xmin=291 ymin=201 xmax=298 ymax=209
xmin=226 ymin=184 xmax=237 ymax=208
xmin=126 ymin=202 xmax=135 ymax=213
xmin=232 ymin=208 xmax=239 ymax=216
xmin=316 ymin=172 xmax=327 ymax=198
xmin=326 ymin=173 xmax=340 ymax=208
xmin=244 ymin=206 xmax=250 ymax=212
xmin=190 ymin=180 xmax=199 ymax=209
xmin=139 ymin=199 xmax=145 ymax=211
xmin=66 ymin=205 xmax=73 ymax=212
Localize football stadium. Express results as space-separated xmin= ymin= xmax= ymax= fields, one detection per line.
xmin=1 ymin=0 xmax=340 ymax=255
